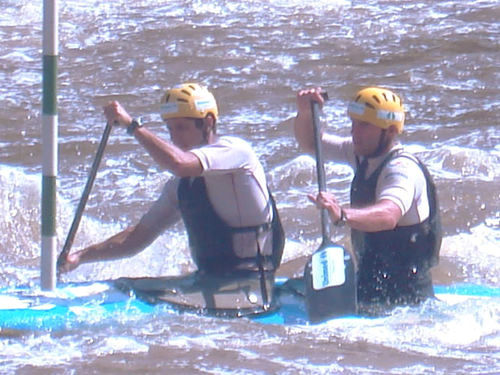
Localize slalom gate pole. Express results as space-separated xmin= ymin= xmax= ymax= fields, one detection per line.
xmin=41 ymin=0 xmax=58 ymax=290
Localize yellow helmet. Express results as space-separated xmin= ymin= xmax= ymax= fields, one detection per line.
xmin=347 ymin=87 xmax=405 ymax=133
xmin=160 ymin=83 xmax=218 ymax=121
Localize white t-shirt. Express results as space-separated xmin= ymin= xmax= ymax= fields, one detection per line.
xmin=322 ymin=133 xmax=429 ymax=226
xmin=140 ymin=136 xmax=273 ymax=257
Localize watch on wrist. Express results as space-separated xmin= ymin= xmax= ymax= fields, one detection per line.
xmin=335 ymin=208 xmax=347 ymax=227
xmin=126 ymin=118 xmax=143 ymax=135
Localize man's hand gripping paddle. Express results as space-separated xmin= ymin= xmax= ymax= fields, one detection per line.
xmin=56 ymin=122 xmax=113 ymax=278
xmin=303 ymin=93 xmax=358 ymax=323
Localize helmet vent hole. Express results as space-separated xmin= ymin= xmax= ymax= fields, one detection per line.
xmin=382 ymin=93 xmax=388 ymax=101
xmin=181 ymin=89 xmax=192 ymax=96
xmin=355 ymin=95 xmax=361 ymax=102
xmin=164 ymin=94 xmax=170 ymax=103
xmin=372 ymin=95 xmax=381 ymax=104
xmin=365 ymin=102 xmax=375 ymax=109
xmin=177 ymin=98 xmax=189 ymax=103
xmin=392 ymin=94 xmax=397 ymax=102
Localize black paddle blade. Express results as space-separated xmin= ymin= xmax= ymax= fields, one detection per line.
xmin=304 ymin=243 xmax=357 ymax=323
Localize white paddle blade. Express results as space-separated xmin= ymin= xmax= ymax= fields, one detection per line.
xmin=311 ymin=245 xmax=346 ymax=290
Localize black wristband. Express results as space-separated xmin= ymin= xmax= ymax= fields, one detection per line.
xmin=334 ymin=209 xmax=347 ymax=227
xmin=126 ymin=119 xmax=142 ymax=135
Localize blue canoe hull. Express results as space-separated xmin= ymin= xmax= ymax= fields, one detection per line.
xmin=1 ymin=278 xmax=499 ymax=332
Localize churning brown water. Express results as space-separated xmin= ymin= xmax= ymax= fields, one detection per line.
xmin=0 ymin=0 xmax=498 ymax=374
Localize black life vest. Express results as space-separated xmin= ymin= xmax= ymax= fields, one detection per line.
xmin=177 ymin=177 xmax=285 ymax=275
xmin=350 ymin=150 xmax=442 ymax=306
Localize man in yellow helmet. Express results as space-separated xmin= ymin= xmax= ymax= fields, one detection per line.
xmin=59 ymin=83 xmax=284 ymax=311
xmin=294 ymin=87 xmax=441 ymax=311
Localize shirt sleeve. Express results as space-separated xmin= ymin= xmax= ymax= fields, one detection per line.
xmin=376 ymin=156 xmax=424 ymax=216
xmin=190 ymin=136 xmax=254 ymax=175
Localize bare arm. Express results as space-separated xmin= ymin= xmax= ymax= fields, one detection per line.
xmin=75 ymin=221 xmax=162 ymax=264
xmin=58 ymin=180 xmax=180 ymax=274
xmin=293 ymin=87 xmax=325 ymax=154
xmin=133 ymin=126 xmax=202 ymax=177
xmin=343 ymin=200 xmax=402 ymax=232
xmin=58 ymin=219 xmax=166 ymax=274
xmin=103 ymin=100 xmax=202 ymax=177
xmin=309 ymin=192 xmax=402 ymax=232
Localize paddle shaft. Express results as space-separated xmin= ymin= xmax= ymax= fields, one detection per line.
xmin=311 ymin=100 xmax=331 ymax=244
xmin=57 ymin=122 xmax=113 ymax=270
xmin=256 ymin=230 xmax=270 ymax=310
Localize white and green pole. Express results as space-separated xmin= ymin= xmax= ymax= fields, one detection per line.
xmin=41 ymin=0 xmax=58 ymax=290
